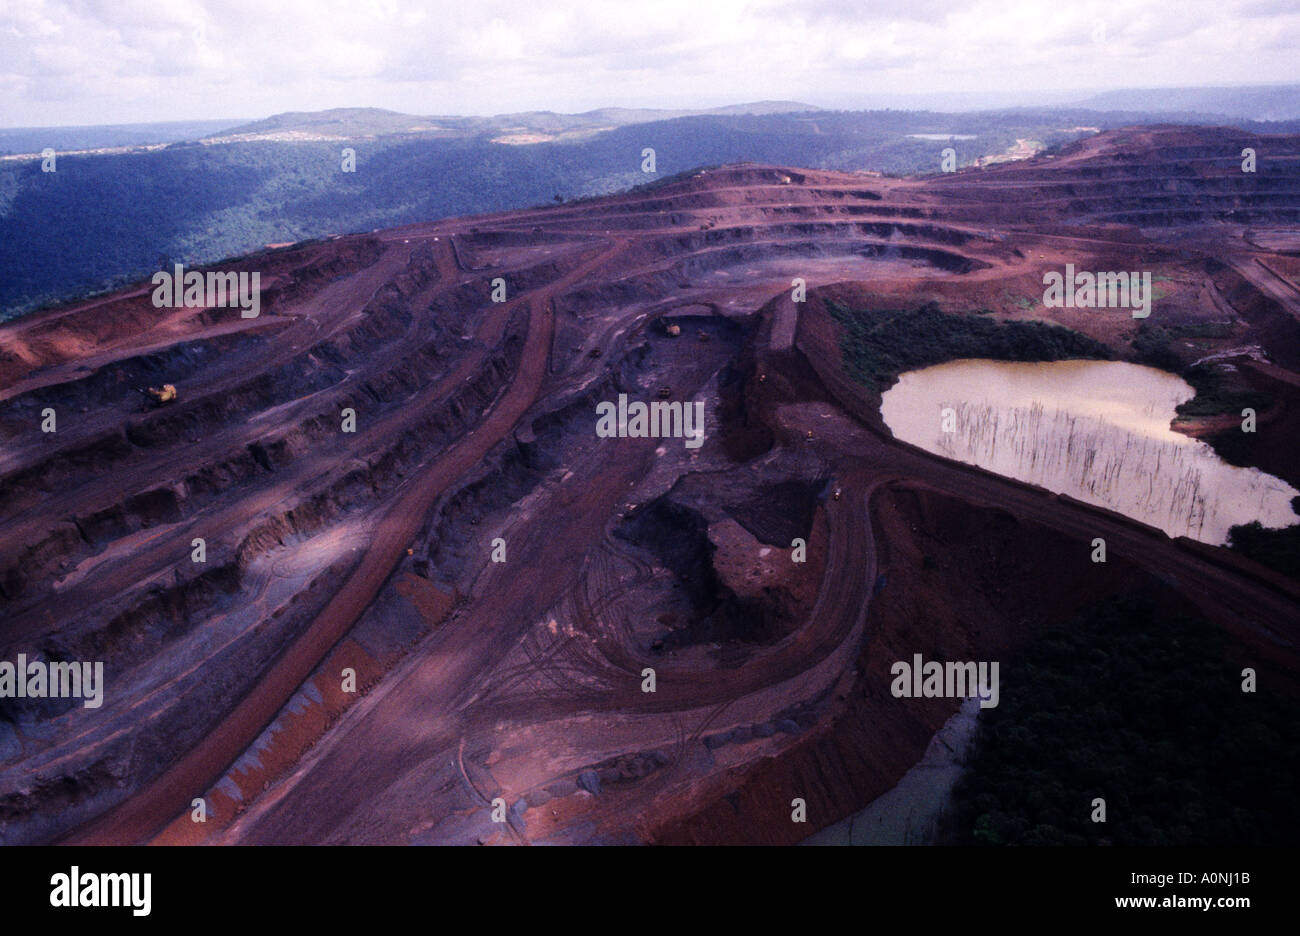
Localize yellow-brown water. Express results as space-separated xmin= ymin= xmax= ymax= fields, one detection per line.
xmin=880 ymin=359 xmax=1299 ymax=545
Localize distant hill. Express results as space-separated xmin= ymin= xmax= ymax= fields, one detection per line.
xmin=212 ymin=108 xmax=447 ymax=139
xmin=1072 ymin=85 xmax=1300 ymax=121
xmin=214 ymin=102 xmax=823 ymax=142
xmin=0 ymin=120 xmax=245 ymax=157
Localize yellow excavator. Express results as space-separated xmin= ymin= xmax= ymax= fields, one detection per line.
xmin=139 ymin=383 xmax=177 ymax=405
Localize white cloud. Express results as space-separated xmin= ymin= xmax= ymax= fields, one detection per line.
xmin=0 ymin=0 xmax=1296 ymax=126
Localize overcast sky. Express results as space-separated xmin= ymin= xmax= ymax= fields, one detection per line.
xmin=2 ymin=0 xmax=1297 ymax=128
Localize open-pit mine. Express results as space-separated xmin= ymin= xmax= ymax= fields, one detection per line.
xmin=2 ymin=126 xmax=1298 ymax=845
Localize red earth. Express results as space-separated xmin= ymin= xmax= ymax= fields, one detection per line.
xmin=1 ymin=126 xmax=1297 ymax=845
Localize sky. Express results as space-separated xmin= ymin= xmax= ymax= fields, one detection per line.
xmin=2 ymin=0 xmax=1298 ymax=128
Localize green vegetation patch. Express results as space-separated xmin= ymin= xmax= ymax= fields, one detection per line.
xmin=1129 ymin=322 xmax=1184 ymax=371
xmin=1130 ymin=321 xmax=1238 ymax=373
xmin=827 ymin=299 xmax=1112 ymax=389
xmin=1228 ymin=509 xmax=1300 ymax=581
xmin=1175 ymin=362 xmax=1272 ymax=419
xmin=952 ymin=588 xmax=1300 ymax=845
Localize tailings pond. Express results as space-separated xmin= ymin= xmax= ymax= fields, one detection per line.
xmin=880 ymin=359 xmax=1299 ymax=545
